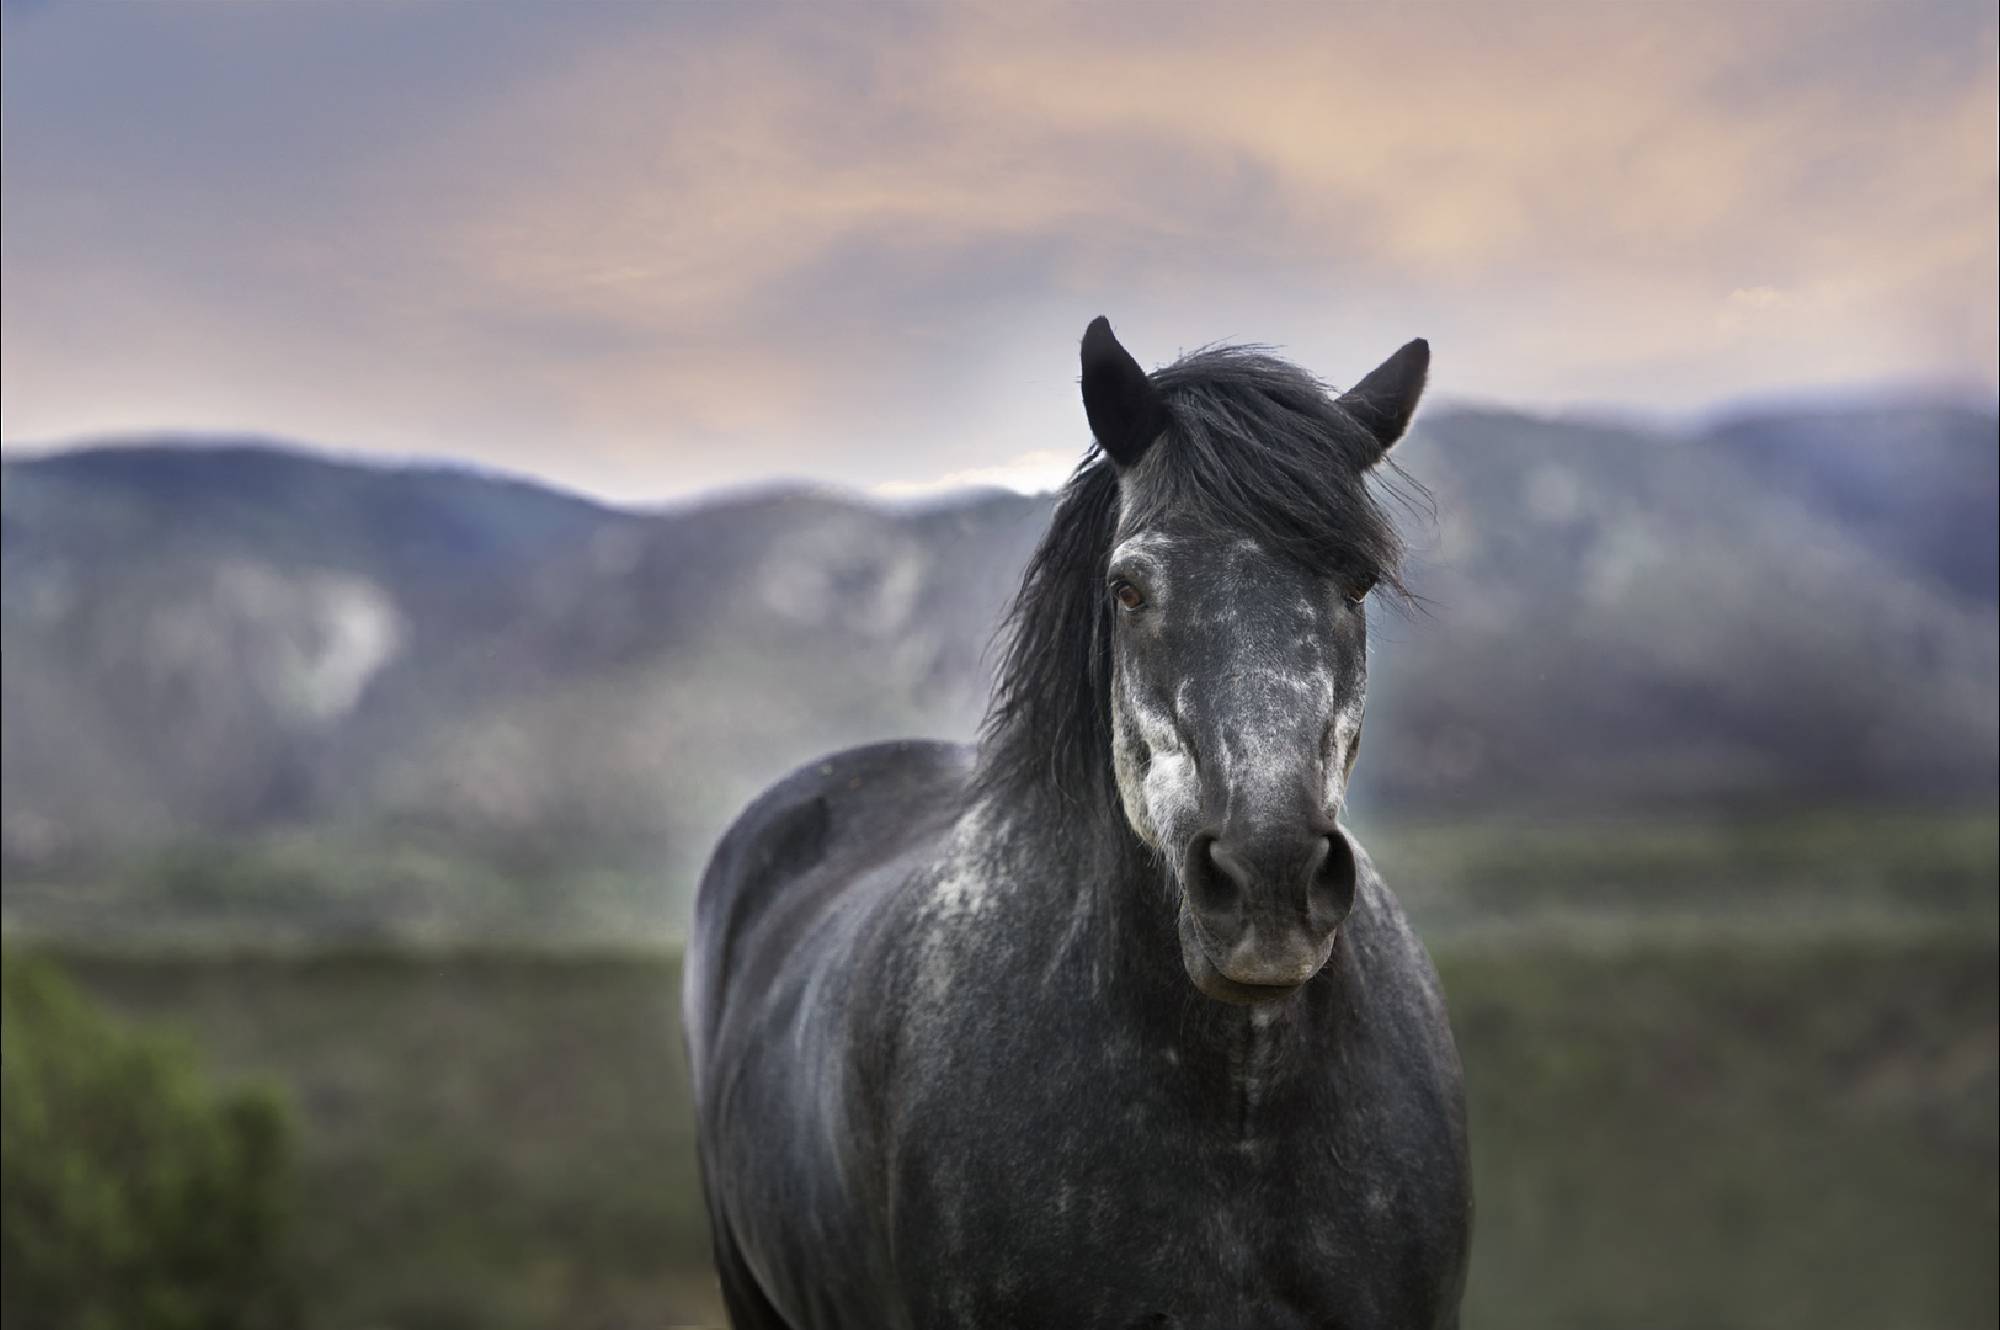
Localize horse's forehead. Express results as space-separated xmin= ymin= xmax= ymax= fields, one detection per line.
xmin=1110 ymin=479 xmax=1337 ymax=635
xmin=1114 ymin=520 xmax=1287 ymax=573
xmin=1115 ymin=527 xmax=1320 ymax=613
xmin=1202 ymin=543 xmax=1319 ymax=619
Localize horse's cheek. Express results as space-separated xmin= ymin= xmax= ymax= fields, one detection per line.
xmin=1112 ymin=679 xmax=1201 ymax=858
xmin=1141 ymin=752 xmax=1200 ymax=853
xmin=1109 ymin=704 xmax=1159 ymax=846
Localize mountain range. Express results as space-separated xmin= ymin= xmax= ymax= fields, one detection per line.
xmin=3 ymin=400 xmax=1994 ymax=942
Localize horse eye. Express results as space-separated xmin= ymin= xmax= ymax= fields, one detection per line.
xmin=1345 ymin=574 xmax=1377 ymax=605
xmin=1112 ymin=580 xmax=1146 ymax=611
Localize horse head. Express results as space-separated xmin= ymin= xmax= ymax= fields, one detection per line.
xmin=1081 ymin=317 xmax=1427 ymax=1005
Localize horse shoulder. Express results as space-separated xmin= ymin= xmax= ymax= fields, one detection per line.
xmin=684 ymin=740 xmax=974 ymax=1328
xmin=685 ymin=740 xmax=972 ymax=1051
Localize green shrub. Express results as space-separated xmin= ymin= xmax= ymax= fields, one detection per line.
xmin=1 ymin=952 xmax=298 ymax=1330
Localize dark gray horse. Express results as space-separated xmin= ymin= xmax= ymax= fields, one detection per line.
xmin=684 ymin=318 xmax=1471 ymax=1328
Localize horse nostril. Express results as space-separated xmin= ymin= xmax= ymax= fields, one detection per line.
xmin=1308 ymin=831 xmax=1359 ymax=930
xmin=1184 ymin=833 xmax=1242 ymax=915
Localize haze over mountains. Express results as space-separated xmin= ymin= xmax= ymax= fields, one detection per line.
xmin=2 ymin=400 xmax=1994 ymax=943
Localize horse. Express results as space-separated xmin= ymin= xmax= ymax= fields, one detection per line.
xmin=683 ymin=317 xmax=1471 ymax=1328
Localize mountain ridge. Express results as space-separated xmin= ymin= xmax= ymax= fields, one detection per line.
xmin=4 ymin=401 xmax=1994 ymax=940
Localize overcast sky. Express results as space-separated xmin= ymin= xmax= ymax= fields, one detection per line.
xmin=3 ymin=0 xmax=1994 ymax=500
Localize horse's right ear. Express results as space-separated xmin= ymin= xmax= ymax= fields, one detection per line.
xmin=1081 ymin=316 xmax=1168 ymax=468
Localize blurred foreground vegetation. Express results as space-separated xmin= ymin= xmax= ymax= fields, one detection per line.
xmin=1 ymin=953 xmax=297 ymax=1330
xmin=3 ymin=810 xmax=1995 ymax=1329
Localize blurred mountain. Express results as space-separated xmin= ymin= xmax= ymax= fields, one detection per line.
xmin=1 ymin=445 xmax=1051 ymax=937
xmin=2 ymin=401 xmax=1994 ymax=940
xmin=1702 ymin=404 xmax=1998 ymax=603
xmin=1371 ymin=405 xmax=1997 ymax=811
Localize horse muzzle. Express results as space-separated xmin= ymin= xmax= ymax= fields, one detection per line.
xmin=1174 ymin=823 xmax=1358 ymax=1004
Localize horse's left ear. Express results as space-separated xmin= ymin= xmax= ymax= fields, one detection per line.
xmin=1081 ymin=316 xmax=1169 ymax=468
xmin=1338 ymin=338 xmax=1429 ymax=456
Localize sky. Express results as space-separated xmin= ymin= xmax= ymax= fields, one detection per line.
xmin=3 ymin=0 xmax=1994 ymax=500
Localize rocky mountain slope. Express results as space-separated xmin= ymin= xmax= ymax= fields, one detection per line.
xmin=3 ymin=401 xmax=1993 ymax=940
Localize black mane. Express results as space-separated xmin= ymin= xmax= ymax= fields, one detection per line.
xmin=976 ymin=345 xmax=1420 ymax=811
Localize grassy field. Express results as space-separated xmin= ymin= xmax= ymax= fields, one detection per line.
xmin=16 ymin=810 xmax=1998 ymax=1328
xmin=1365 ymin=806 xmax=2000 ymax=936
xmin=31 ymin=923 xmax=1992 ymax=1330
xmin=1447 ymin=926 xmax=1996 ymax=1329
xmin=49 ymin=951 xmax=718 ymax=1330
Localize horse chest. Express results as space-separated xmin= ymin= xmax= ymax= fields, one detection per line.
xmin=889 ymin=1035 xmax=1459 ymax=1329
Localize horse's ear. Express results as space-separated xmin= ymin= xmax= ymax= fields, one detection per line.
xmin=1080 ymin=316 xmax=1168 ymax=468
xmin=1338 ymin=338 xmax=1429 ymax=456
